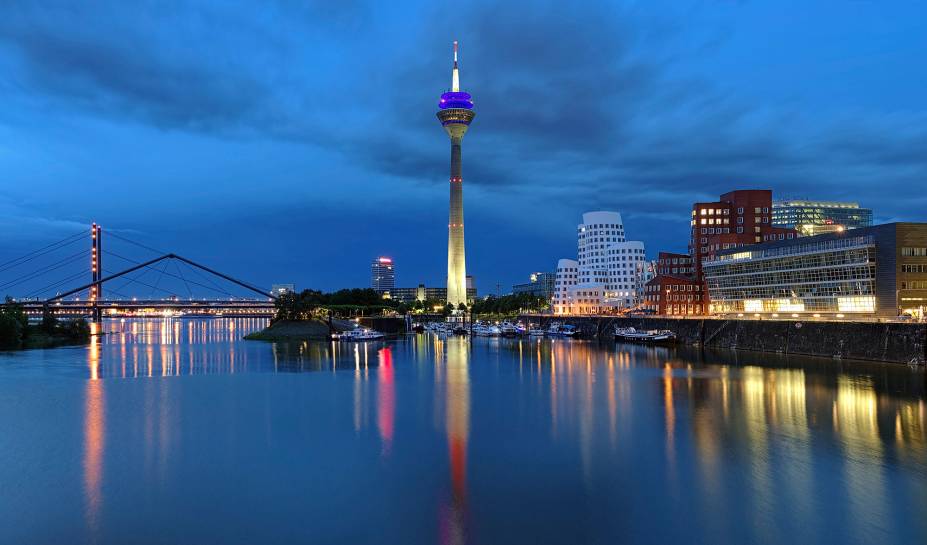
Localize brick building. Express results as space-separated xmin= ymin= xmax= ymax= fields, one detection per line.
xmin=645 ymin=189 xmax=798 ymax=315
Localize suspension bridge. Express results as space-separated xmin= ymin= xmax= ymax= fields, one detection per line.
xmin=1 ymin=223 xmax=277 ymax=320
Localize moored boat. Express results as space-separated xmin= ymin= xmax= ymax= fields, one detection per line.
xmin=335 ymin=328 xmax=386 ymax=341
xmin=614 ymin=326 xmax=675 ymax=344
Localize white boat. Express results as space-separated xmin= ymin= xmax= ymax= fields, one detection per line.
xmin=486 ymin=325 xmax=502 ymax=337
xmin=546 ymin=322 xmax=563 ymax=336
xmin=559 ymin=324 xmax=579 ymax=338
xmin=528 ymin=324 xmax=545 ymax=336
xmin=614 ymin=326 xmax=675 ymax=344
xmin=336 ymin=328 xmax=385 ymax=341
xmin=500 ymin=322 xmax=518 ymax=337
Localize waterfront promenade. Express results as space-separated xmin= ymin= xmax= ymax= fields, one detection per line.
xmin=522 ymin=315 xmax=927 ymax=364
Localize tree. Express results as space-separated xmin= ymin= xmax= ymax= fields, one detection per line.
xmin=0 ymin=312 xmax=23 ymax=349
xmin=457 ymin=302 xmax=467 ymax=312
xmin=41 ymin=305 xmax=58 ymax=334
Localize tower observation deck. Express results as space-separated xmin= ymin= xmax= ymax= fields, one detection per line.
xmin=437 ymin=41 xmax=475 ymax=307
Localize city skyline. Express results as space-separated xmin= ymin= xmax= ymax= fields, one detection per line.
xmin=1 ymin=1 xmax=925 ymax=294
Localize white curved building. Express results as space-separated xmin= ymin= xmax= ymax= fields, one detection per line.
xmin=553 ymin=211 xmax=648 ymax=315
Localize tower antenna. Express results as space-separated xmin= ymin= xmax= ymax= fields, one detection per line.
xmin=452 ymin=41 xmax=460 ymax=92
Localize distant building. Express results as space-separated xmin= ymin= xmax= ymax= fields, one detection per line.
xmin=703 ymin=223 xmax=927 ymax=318
xmin=552 ymin=259 xmax=579 ymax=315
xmin=271 ymin=284 xmax=295 ymax=297
xmin=773 ymin=199 xmax=873 ymax=236
xmin=389 ymin=284 xmax=477 ymax=304
xmin=512 ymin=272 xmax=556 ymax=299
xmin=371 ymin=257 xmax=395 ymax=293
xmin=552 ymin=211 xmax=648 ymax=315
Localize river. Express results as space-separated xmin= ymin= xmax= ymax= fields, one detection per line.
xmin=0 ymin=318 xmax=925 ymax=544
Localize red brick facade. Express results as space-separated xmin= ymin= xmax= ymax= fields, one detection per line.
xmin=646 ymin=189 xmax=798 ymax=316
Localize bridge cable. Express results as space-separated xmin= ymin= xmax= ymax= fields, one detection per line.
xmin=24 ymin=270 xmax=89 ymax=299
xmin=109 ymin=267 xmax=153 ymax=296
xmin=103 ymin=250 xmax=234 ymax=297
xmin=105 ymin=231 xmax=166 ymax=256
xmin=102 ymin=268 xmax=179 ymax=299
xmin=147 ymin=260 xmax=171 ymax=299
xmin=172 ymin=259 xmax=194 ymax=299
xmin=0 ymin=230 xmax=87 ymax=274
xmin=0 ymin=250 xmax=87 ymax=291
xmin=105 ymin=233 xmax=241 ymax=297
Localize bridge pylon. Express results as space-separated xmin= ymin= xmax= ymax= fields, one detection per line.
xmin=90 ymin=223 xmax=102 ymax=323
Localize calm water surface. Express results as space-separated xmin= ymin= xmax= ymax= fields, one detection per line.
xmin=1 ymin=318 xmax=925 ymax=544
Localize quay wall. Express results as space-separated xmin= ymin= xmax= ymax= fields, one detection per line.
xmin=520 ymin=316 xmax=927 ymax=364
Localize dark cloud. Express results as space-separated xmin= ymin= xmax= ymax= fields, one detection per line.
xmin=0 ymin=0 xmax=924 ymax=291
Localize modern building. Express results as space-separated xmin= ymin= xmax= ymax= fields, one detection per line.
xmin=689 ymin=190 xmax=797 ymax=279
xmin=773 ymin=199 xmax=873 ymax=236
xmin=702 ymin=223 xmax=927 ymax=318
xmin=271 ymin=284 xmax=295 ymax=297
xmin=552 ymin=211 xmax=648 ymax=315
xmin=370 ymin=257 xmax=395 ymax=293
xmin=655 ymin=252 xmax=694 ymax=276
xmin=552 ymin=259 xmax=579 ymax=315
xmin=388 ymin=284 xmax=477 ymax=304
xmin=642 ymin=252 xmax=702 ymax=315
xmin=645 ymin=189 xmax=799 ymax=316
xmin=437 ymin=41 xmax=475 ymax=307
xmin=512 ymin=272 xmax=556 ymax=300
xmin=643 ymin=275 xmax=703 ymax=316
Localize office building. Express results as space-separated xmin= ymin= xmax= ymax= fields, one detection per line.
xmin=655 ymin=252 xmax=694 ymax=276
xmin=271 ymin=284 xmax=295 ymax=297
xmin=552 ymin=211 xmax=648 ymax=315
xmin=645 ymin=189 xmax=798 ymax=315
xmin=370 ymin=257 xmax=395 ymax=294
xmin=702 ymin=223 xmax=927 ymax=318
xmin=773 ymin=199 xmax=873 ymax=236
xmin=388 ymin=284 xmax=477 ymax=304
xmin=437 ymin=41 xmax=475 ymax=307
xmin=512 ymin=272 xmax=556 ymax=299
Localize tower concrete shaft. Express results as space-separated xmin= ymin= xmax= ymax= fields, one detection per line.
xmin=446 ymin=136 xmax=467 ymax=307
xmin=436 ymin=41 xmax=475 ymax=307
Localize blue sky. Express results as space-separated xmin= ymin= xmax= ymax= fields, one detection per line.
xmin=1 ymin=0 xmax=925 ymax=295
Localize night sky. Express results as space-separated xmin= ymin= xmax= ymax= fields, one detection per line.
xmin=1 ymin=1 xmax=925 ymax=295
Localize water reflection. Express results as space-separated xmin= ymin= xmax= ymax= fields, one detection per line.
xmin=440 ymin=338 xmax=469 ymax=545
xmin=7 ymin=319 xmax=924 ymax=544
xmin=378 ymin=347 xmax=395 ymax=456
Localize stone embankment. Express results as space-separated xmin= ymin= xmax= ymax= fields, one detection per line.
xmin=522 ymin=315 xmax=927 ymax=364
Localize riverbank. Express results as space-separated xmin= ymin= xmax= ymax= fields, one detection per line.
xmin=244 ymin=319 xmax=355 ymax=341
xmin=0 ymin=320 xmax=91 ymax=351
xmin=21 ymin=327 xmax=94 ymax=349
xmin=521 ymin=315 xmax=927 ymax=364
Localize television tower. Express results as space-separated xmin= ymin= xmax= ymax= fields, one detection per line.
xmin=436 ymin=41 xmax=475 ymax=307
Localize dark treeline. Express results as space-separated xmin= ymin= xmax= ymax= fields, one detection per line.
xmin=469 ymin=293 xmax=548 ymax=316
xmin=273 ymin=289 xmax=549 ymax=323
xmin=0 ymin=299 xmax=91 ymax=349
xmin=274 ymin=288 xmax=407 ymax=322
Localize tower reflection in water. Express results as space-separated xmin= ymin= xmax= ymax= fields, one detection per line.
xmin=439 ymin=337 xmax=469 ymax=545
xmin=75 ymin=319 xmax=925 ymax=543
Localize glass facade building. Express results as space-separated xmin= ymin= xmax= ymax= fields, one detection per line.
xmin=772 ymin=200 xmax=873 ymax=236
xmin=512 ymin=272 xmax=556 ymax=299
xmin=704 ymin=223 xmax=927 ymax=317
xmin=370 ymin=257 xmax=395 ymax=294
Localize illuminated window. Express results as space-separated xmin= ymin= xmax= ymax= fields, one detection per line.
xmin=837 ymin=296 xmax=875 ymax=313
